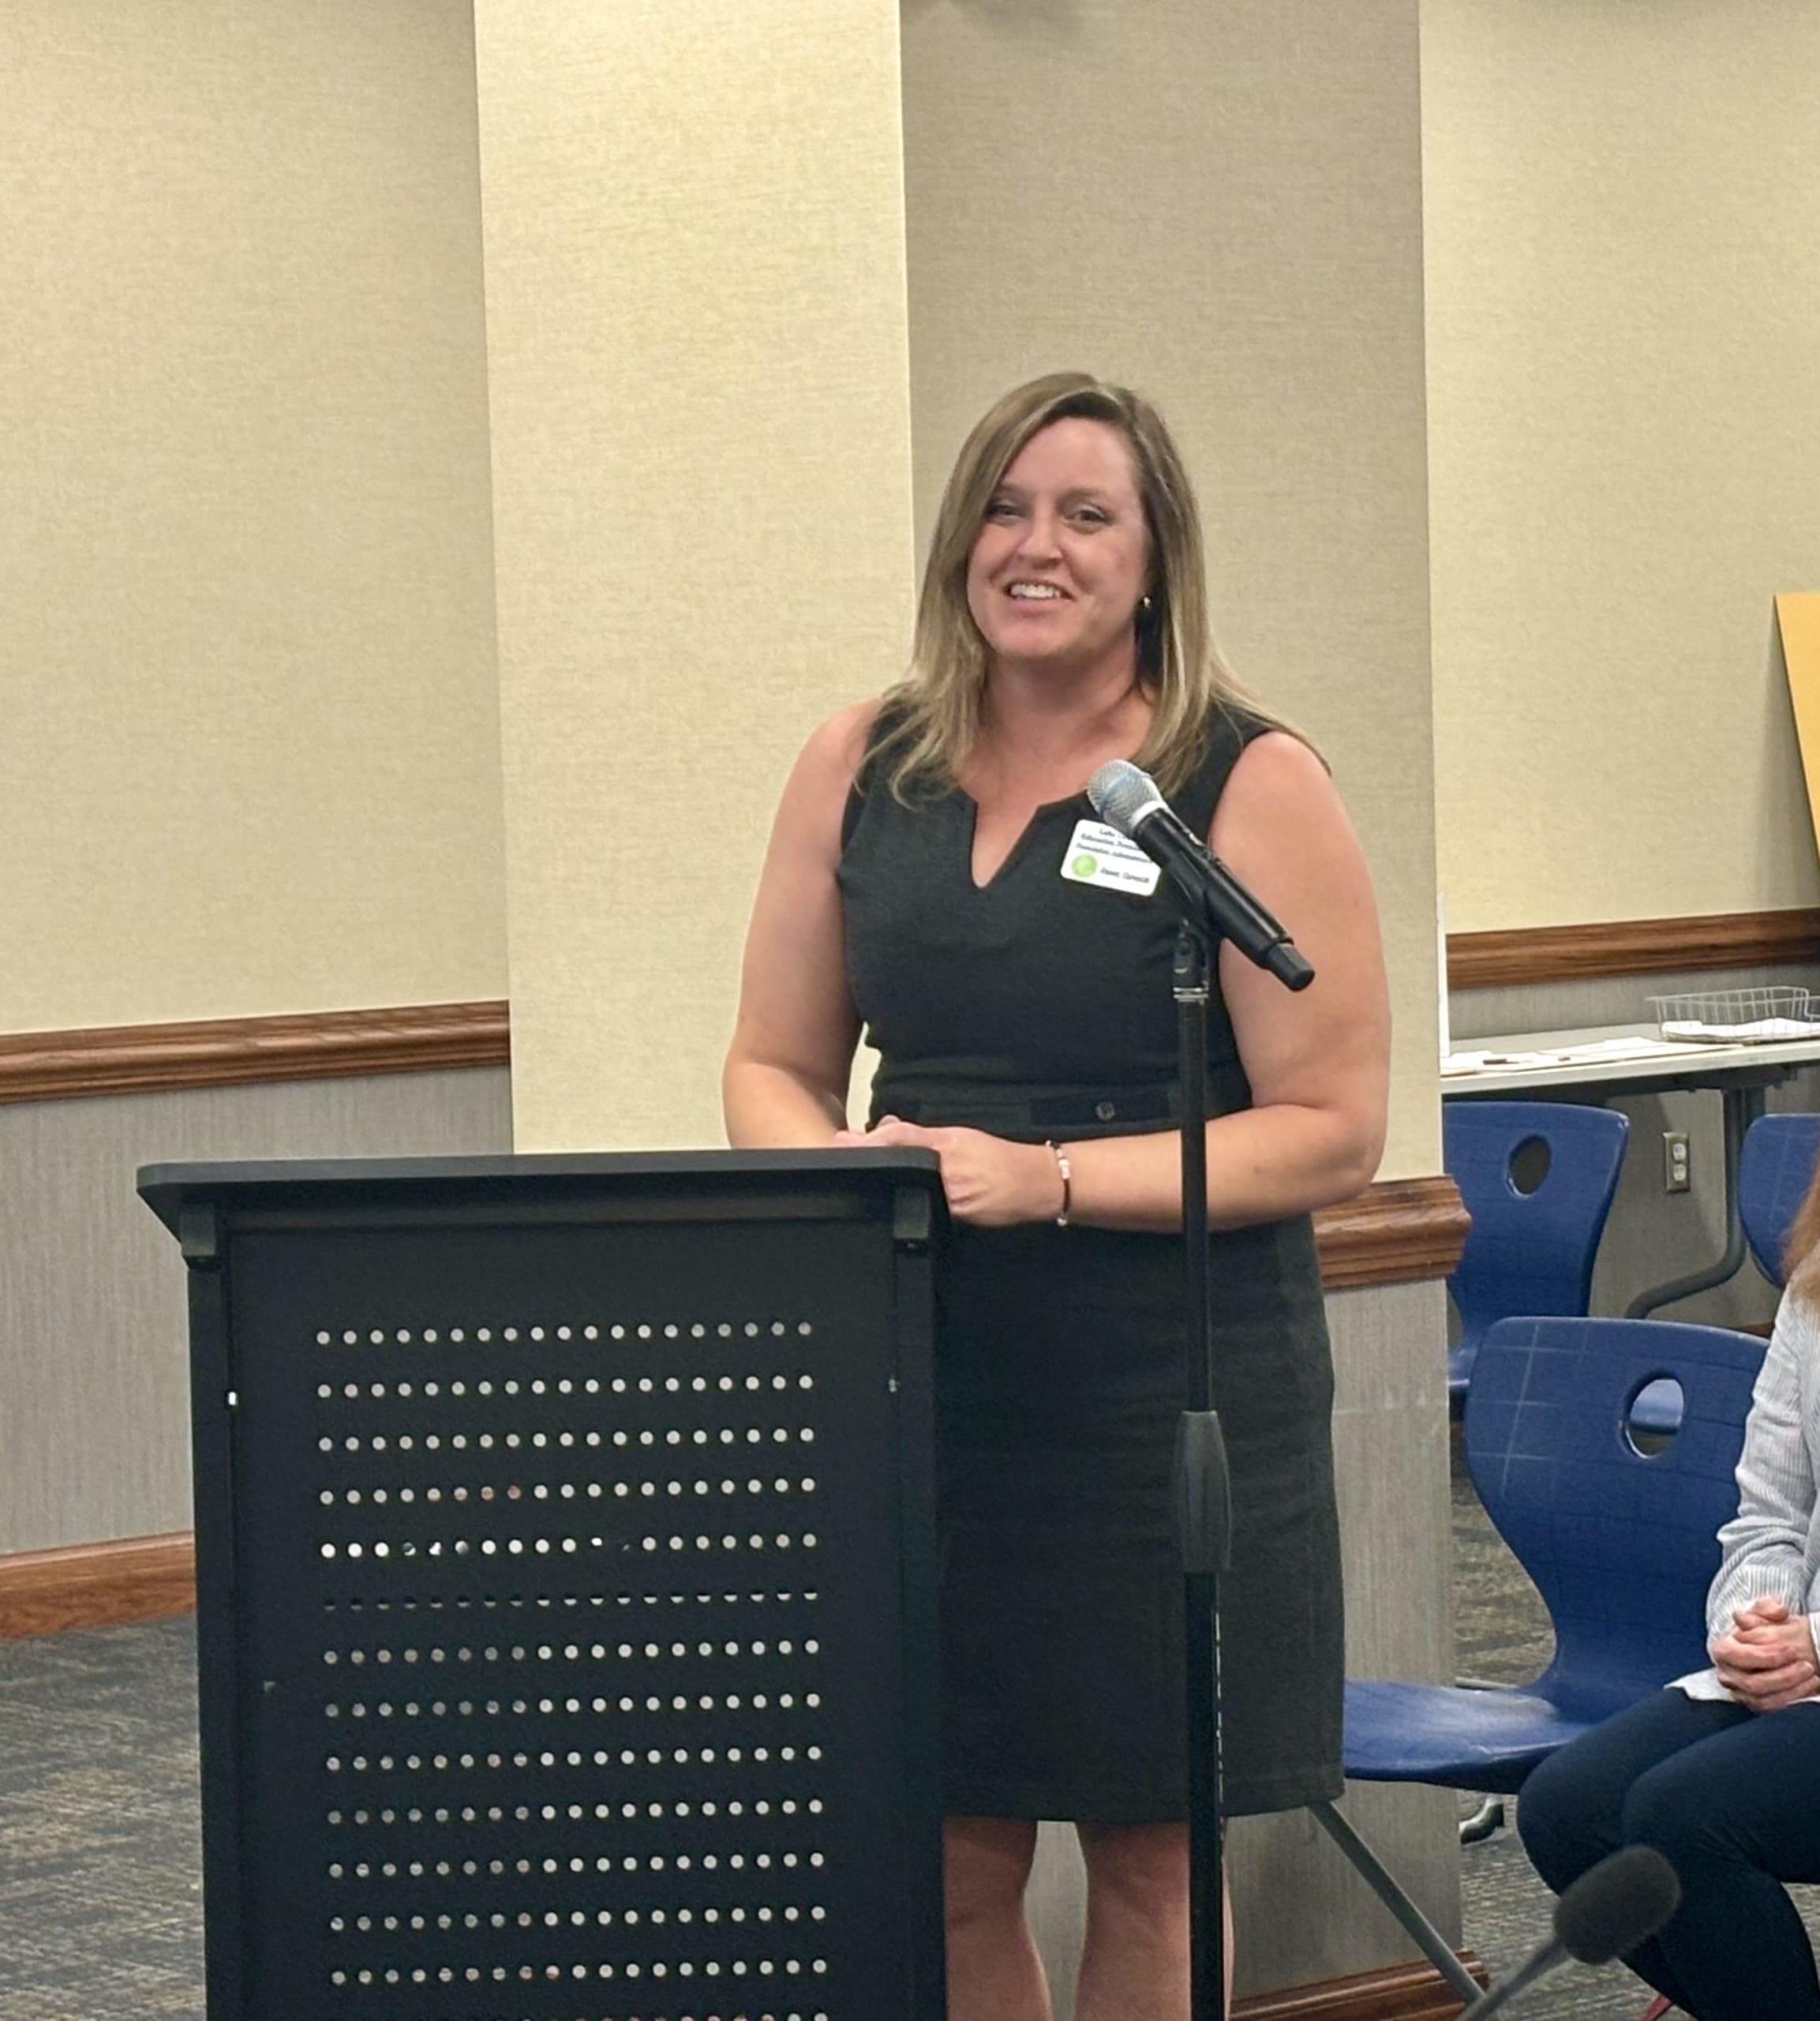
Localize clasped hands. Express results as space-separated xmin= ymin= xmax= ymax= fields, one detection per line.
xmin=832 ymin=1116 xmax=1062 ymax=1227
xmin=1710 ymin=1595 xmax=1820 ymax=1712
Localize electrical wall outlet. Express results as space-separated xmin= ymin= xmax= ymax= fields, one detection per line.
xmin=1663 ymin=1130 xmax=1691 ymax=1193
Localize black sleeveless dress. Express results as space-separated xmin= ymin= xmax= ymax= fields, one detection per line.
xmin=837 ymin=705 xmax=1344 ymax=1822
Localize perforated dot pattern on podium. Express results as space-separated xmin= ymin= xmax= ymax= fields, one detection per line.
xmin=189 ymin=1165 xmax=942 ymax=2021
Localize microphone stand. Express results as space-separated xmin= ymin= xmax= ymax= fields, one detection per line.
xmin=1173 ymin=919 xmax=1234 ymax=2021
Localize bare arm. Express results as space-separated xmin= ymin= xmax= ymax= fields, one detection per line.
xmin=1104 ymin=727 xmax=1391 ymax=1228
xmin=721 ymin=702 xmax=877 ymax=1148
xmin=861 ymin=732 xmax=1391 ymax=1229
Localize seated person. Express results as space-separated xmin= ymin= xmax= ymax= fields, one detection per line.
xmin=1516 ymin=1161 xmax=1820 ymax=2021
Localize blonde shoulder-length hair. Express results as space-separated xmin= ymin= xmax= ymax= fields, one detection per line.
xmin=876 ymin=370 xmax=1284 ymax=801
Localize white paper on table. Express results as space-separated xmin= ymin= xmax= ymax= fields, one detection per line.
xmin=1658 ymin=1018 xmax=1818 ymax=1044
xmin=1442 ymin=1036 xmax=1707 ymax=1077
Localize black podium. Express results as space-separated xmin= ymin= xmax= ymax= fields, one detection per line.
xmin=139 ymin=1150 xmax=946 ymax=2021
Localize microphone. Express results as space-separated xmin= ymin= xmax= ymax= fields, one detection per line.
xmin=1085 ymin=759 xmax=1315 ymax=991
xmin=1461 ymin=1845 xmax=1681 ymax=2017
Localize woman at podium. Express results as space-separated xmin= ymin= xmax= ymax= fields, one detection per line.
xmin=724 ymin=371 xmax=1390 ymax=2019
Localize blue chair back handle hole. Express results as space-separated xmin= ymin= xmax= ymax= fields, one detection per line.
xmin=1506 ymin=1134 xmax=1552 ymax=1196
xmin=1626 ymin=1373 xmax=1684 ymax=1453
xmin=1444 ymin=1100 xmax=1628 ymax=1405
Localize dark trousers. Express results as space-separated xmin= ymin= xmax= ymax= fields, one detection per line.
xmin=1516 ymin=1690 xmax=1820 ymax=2021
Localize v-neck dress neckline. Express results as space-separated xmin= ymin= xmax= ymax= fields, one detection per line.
xmin=959 ymin=789 xmax=1085 ymax=894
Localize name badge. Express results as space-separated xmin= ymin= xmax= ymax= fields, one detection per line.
xmin=1059 ymin=817 xmax=1161 ymax=896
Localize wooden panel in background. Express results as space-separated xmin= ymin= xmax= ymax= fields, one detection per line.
xmin=1237 ymin=1956 xmax=1486 ymax=2021
xmin=0 ymin=1532 xmax=194 ymax=1637
xmin=1316 ymin=1176 xmax=1467 ymax=1291
xmin=0 ymin=1001 xmax=510 ymax=1104
xmin=1447 ymin=909 xmax=1820 ymax=990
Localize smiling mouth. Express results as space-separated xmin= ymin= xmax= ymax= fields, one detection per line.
xmin=1006 ymin=583 xmax=1068 ymax=601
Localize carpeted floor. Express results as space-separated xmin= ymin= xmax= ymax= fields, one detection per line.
xmin=0 ymin=1614 xmax=203 ymax=2019
xmin=2 ymin=1440 xmax=1815 ymax=2019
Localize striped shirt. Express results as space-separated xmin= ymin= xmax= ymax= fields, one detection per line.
xmin=1675 ymin=1285 xmax=1820 ymax=1702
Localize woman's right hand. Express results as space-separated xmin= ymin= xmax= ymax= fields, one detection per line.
xmin=1710 ymin=1595 xmax=1820 ymax=1711
xmin=834 ymin=1116 xmax=1064 ymax=1227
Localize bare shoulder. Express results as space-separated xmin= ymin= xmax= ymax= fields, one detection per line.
xmin=1215 ymin=729 xmax=1354 ymax=846
xmin=1227 ymin=728 xmax=1337 ymax=799
xmin=791 ymin=696 xmax=887 ymax=795
xmin=768 ymin=696 xmax=889 ymax=864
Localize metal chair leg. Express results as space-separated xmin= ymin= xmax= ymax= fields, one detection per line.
xmin=1458 ymin=1795 xmax=1504 ymax=1844
xmin=1309 ymin=1797 xmax=1484 ymax=2007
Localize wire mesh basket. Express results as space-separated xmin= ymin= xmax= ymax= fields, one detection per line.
xmin=1648 ymin=986 xmax=1817 ymax=1042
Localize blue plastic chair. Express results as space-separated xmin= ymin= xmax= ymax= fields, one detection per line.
xmin=1445 ymin=1100 xmax=1630 ymax=1405
xmin=1739 ymin=1111 xmax=1820 ymax=1288
xmin=1627 ymin=1110 xmax=1818 ymax=1437
xmin=1311 ymin=1314 xmax=1764 ymax=2004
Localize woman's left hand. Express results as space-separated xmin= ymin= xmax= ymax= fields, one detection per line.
xmin=833 ymin=1117 xmax=1062 ymax=1227
xmin=1711 ymin=1596 xmax=1820 ymax=1712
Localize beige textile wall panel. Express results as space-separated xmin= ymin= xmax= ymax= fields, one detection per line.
xmin=0 ymin=2 xmax=506 ymax=1035
xmin=474 ymin=1 xmax=915 ymax=1152
xmin=0 ymin=1070 xmax=512 ymax=1557
xmin=900 ymin=0 xmax=1440 ymax=1183
xmin=1425 ymin=0 xmax=1820 ymax=932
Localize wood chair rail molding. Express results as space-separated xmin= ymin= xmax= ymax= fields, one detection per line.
xmin=0 ymin=1532 xmax=195 ymax=1638
xmin=1447 ymin=907 xmax=1820 ymax=991
xmin=0 ymin=1000 xmax=510 ymax=1104
xmin=1236 ymin=1955 xmax=1487 ymax=2021
xmin=1315 ymin=1176 xmax=1466 ymax=1292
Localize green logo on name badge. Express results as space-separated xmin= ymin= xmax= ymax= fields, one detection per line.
xmin=1072 ymin=853 xmax=1098 ymax=878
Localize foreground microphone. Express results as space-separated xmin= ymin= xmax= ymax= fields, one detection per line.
xmin=1462 ymin=1845 xmax=1681 ymax=2017
xmin=1085 ymin=759 xmax=1315 ymax=991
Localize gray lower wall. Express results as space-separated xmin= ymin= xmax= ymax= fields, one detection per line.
xmin=0 ymin=1068 xmax=514 ymax=1554
xmin=1451 ymin=961 xmax=1820 ymax=1331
